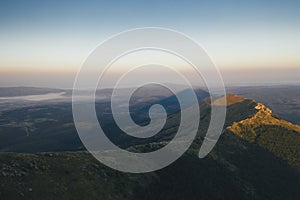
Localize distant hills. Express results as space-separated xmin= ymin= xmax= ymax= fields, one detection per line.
xmin=0 ymin=87 xmax=66 ymax=97
xmin=1 ymin=85 xmax=299 ymax=126
xmin=0 ymin=87 xmax=209 ymax=153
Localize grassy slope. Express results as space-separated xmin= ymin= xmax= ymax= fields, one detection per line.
xmin=1 ymin=134 xmax=300 ymax=200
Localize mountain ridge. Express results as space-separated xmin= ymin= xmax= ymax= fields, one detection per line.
xmin=222 ymin=96 xmax=300 ymax=169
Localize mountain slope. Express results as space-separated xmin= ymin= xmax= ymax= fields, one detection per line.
xmin=224 ymin=96 xmax=300 ymax=169
xmin=1 ymin=94 xmax=300 ymax=199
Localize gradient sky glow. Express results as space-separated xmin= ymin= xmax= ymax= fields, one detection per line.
xmin=0 ymin=0 xmax=299 ymax=88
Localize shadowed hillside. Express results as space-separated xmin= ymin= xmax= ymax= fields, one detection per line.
xmin=0 ymin=94 xmax=300 ymax=200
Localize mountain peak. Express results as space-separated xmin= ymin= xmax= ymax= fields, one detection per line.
xmin=255 ymin=103 xmax=272 ymax=114
xmin=212 ymin=94 xmax=248 ymax=106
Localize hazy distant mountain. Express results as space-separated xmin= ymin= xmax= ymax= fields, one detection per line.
xmin=0 ymin=87 xmax=66 ymax=97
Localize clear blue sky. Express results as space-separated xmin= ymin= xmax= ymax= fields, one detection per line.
xmin=0 ymin=0 xmax=299 ymax=87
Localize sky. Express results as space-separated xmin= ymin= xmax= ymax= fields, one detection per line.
xmin=0 ymin=0 xmax=299 ymax=88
